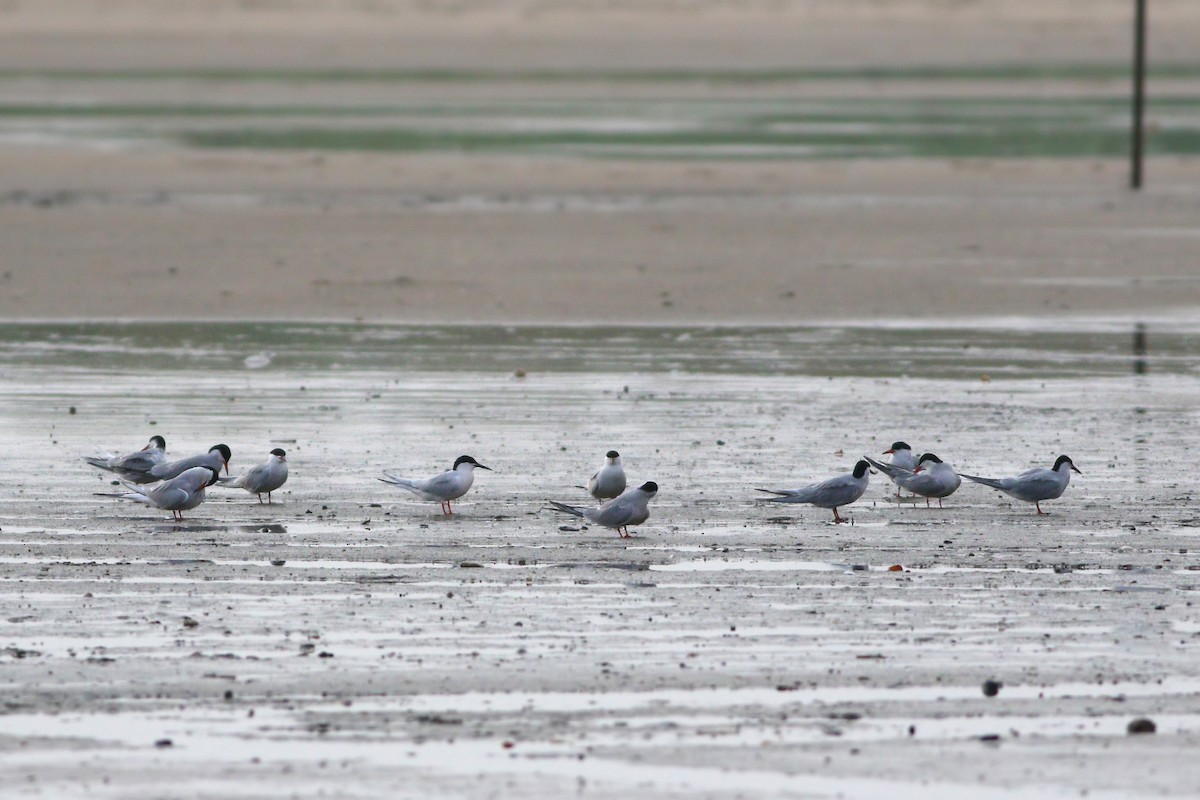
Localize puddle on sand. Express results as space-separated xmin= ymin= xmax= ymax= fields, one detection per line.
xmin=2 ymin=321 xmax=1200 ymax=799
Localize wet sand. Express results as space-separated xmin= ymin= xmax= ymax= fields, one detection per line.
xmin=4 ymin=150 xmax=1200 ymax=324
xmin=1 ymin=0 xmax=1199 ymax=324
xmin=2 ymin=323 xmax=1199 ymax=798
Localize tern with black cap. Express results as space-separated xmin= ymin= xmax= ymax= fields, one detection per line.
xmin=99 ymin=465 xmax=221 ymax=521
xmin=218 ymin=448 xmax=289 ymax=503
xmin=379 ymin=455 xmax=492 ymax=515
xmin=84 ymin=435 xmax=167 ymax=475
xmin=757 ymin=460 xmax=872 ymax=524
xmin=587 ymin=450 xmax=627 ymax=501
xmin=548 ymin=481 xmax=658 ymax=538
xmin=961 ymin=455 xmax=1081 ymax=515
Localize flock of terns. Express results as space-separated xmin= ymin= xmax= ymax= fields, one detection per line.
xmin=84 ymin=437 xmax=1083 ymax=533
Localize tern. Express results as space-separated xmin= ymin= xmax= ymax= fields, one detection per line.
xmin=548 ymin=481 xmax=658 ymax=538
xmin=908 ymin=454 xmax=962 ymax=508
xmin=84 ymin=435 xmax=167 ymax=475
xmin=218 ymin=448 xmax=288 ymax=503
xmin=961 ymin=455 xmax=1081 ymax=515
xmin=881 ymin=441 xmax=918 ymax=497
xmin=587 ymin=450 xmax=627 ymax=501
xmin=103 ymin=444 xmax=231 ymax=485
xmin=866 ymin=452 xmax=961 ymax=508
xmin=757 ymin=460 xmax=871 ymax=524
xmin=101 ymin=465 xmax=220 ymax=521
xmin=379 ymin=455 xmax=492 ymax=515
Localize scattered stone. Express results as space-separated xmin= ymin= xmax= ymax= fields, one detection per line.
xmin=270 ymin=559 xmax=286 ymax=567
xmin=68 ymin=406 xmax=76 ymax=415
xmin=182 ymin=617 xmax=199 ymax=629
xmin=888 ymin=564 xmax=904 ymax=572
xmin=415 ymin=714 xmax=463 ymax=725
xmin=154 ymin=739 xmax=173 ymax=748
xmin=3 ymin=647 xmax=41 ymax=659
xmin=982 ymin=679 xmax=1003 ymax=697
xmin=1127 ymin=718 xmax=1157 ymax=735
xmin=459 ymin=561 xmax=483 ymax=569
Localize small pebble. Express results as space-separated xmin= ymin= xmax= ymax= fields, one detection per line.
xmin=982 ymin=679 xmax=1003 ymax=697
xmin=1127 ymin=718 xmax=1156 ymax=735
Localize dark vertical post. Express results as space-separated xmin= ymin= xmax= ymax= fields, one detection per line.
xmin=1131 ymin=0 xmax=1148 ymax=189
xmin=1133 ymin=322 xmax=1147 ymax=374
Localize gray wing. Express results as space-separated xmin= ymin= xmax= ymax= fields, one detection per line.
xmin=148 ymin=453 xmax=215 ymax=481
xmin=592 ymin=495 xmax=646 ymax=528
xmin=1006 ymin=471 xmax=1064 ymax=502
xmin=419 ymin=471 xmax=462 ymax=500
xmin=809 ymin=474 xmax=867 ymax=508
xmin=235 ymin=462 xmax=283 ymax=493
xmin=147 ymin=485 xmax=190 ymax=510
xmin=863 ymin=455 xmax=913 ymax=482
xmin=589 ymin=466 xmax=626 ymax=499
xmin=379 ymin=473 xmax=423 ymax=495
xmin=960 ymin=473 xmax=1013 ymax=491
xmin=905 ymin=470 xmax=960 ymax=498
xmin=757 ymin=484 xmax=820 ymax=503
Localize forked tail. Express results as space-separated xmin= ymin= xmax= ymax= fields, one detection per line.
xmin=547 ymin=500 xmax=585 ymax=518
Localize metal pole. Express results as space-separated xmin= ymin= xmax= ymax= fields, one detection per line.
xmin=1131 ymin=0 xmax=1147 ymax=189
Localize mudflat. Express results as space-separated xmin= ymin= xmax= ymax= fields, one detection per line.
xmin=0 ymin=0 xmax=1198 ymax=324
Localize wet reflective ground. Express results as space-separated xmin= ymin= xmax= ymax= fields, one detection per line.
xmin=2 ymin=322 xmax=1199 ymax=799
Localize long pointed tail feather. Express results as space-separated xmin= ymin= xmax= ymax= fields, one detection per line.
xmin=547 ymin=500 xmax=585 ymax=518
xmin=960 ymin=473 xmax=1005 ymax=490
xmin=379 ymin=473 xmax=421 ymax=494
xmin=863 ymin=455 xmax=909 ymax=480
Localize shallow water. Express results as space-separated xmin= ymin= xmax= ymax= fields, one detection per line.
xmin=2 ymin=321 xmax=1199 ymax=799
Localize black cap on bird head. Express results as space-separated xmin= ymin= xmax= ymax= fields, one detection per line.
xmin=148 ymin=435 xmax=166 ymax=450
xmin=454 ymin=455 xmax=492 ymax=471
xmin=606 ymin=450 xmax=620 ymax=459
xmin=884 ymin=441 xmax=911 ymax=454
xmin=638 ymin=481 xmax=658 ymax=495
xmin=918 ymin=453 xmax=942 ymax=465
xmin=853 ymin=460 xmax=871 ymax=479
xmin=270 ymin=448 xmax=287 ymax=459
xmin=209 ymin=444 xmax=232 ymax=474
xmin=1053 ymin=455 xmax=1082 ymax=474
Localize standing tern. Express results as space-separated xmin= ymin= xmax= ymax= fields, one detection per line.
xmin=84 ymin=435 xmax=167 ymax=475
xmin=960 ymin=455 xmax=1081 ymax=515
xmin=100 ymin=465 xmax=220 ymax=521
xmin=218 ymin=448 xmax=288 ymax=503
xmin=757 ymin=460 xmax=872 ymax=524
xmin=548 ymin=481 xmax=658 ymax=538
xmin=881 ymin=441 xmax=918 ymax=497
xmin=587 ymin=450 xmax=627 ymax=501
xmin=104 ymin=444 xmax=231 ymax=485
xmin=887 ymin=452 xmax=962 ymax=508
xmin=864 ymin=452 xmax=961 ymax=507
xmin=379 ymin=455 xmax=492 ymax=515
